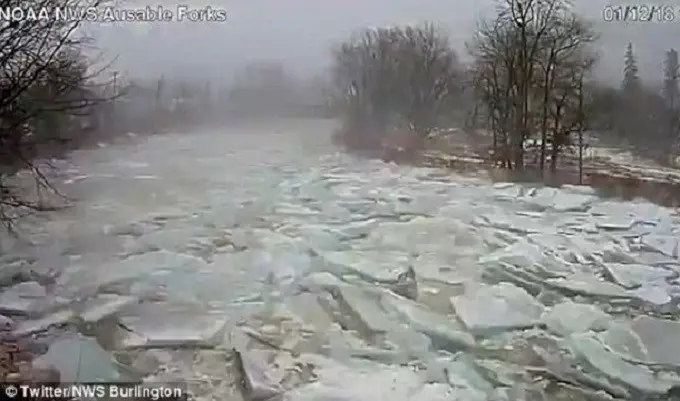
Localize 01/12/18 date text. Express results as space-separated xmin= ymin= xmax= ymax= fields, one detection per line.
xmin=602 ymin=4 xmax=677 ymax=22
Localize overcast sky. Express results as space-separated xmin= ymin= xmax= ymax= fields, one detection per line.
xmin=88 ymin=0 xmax=680 ymax=85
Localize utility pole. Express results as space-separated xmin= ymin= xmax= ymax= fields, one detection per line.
xmin=577 ymin=72 xmax=585 ymax=185
xmin=156 ymin=74 xmax=164 ymax=110
xmin=112 ymin=71 xmax=118 ymax=97
xmin=111 ymin=71 xmax=119 ymax=134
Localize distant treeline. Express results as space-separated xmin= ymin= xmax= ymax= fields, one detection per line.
xmin=328 ymin=0 xmax=680 ymax=172
xmin=118 ymin=62 xmax=333 ymax=130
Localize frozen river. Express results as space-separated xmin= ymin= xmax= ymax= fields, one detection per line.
xmin=2 ymin=118 xmax=680 ymax=400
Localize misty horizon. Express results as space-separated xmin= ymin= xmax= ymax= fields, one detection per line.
xmin=84 ymin=0 xmax=680 ymax=85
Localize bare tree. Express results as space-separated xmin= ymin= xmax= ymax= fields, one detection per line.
xmin=548 ymin=55 xmax=596 ymax=174
xmin=331 ymin=23 xmax=461 ymax=155
xmin=395 ymin=24 xmax=461 ymax=138
xmin=535 ymin=13 xmax=597 ymax=172
xmin=0 ymin=0 xmax=111 ymax=230
xmin=468 ymin=18 xmax=519 ymax=168
xmin=470 ymin=0 xmax=598 ymax=175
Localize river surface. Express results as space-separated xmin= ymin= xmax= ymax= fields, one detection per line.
xmin=2 ymin=118 xmax=680 ymax=400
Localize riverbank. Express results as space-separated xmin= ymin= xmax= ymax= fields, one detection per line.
xmin=413 ymin=129 xmax=680 ymax=209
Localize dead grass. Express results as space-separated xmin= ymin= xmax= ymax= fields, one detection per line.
xmin=422 ymin=130 xmax=680 ymax=208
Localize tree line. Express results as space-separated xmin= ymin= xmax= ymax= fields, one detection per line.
xmin=0 ymin=0 xmax=335 ymax=230
xmin=3 ymin=0 xmax=680 ymax=229
xmin=0 ymin=0 xmax=230 ymax=228
xmin=330 ymin=0 xmax=680 ymax=177
xmin=0 ymin=1 xmax=308 ymax=229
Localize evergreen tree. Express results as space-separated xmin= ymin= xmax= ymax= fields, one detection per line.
xmin=663 ymin=49 xmax=679 ymax=110
xmin=663 ymin=49 xmax=680 ymax=153
xmin=622 ymin=42 xmax=641 ymax=94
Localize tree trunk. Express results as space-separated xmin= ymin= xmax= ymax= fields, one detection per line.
xmin=578 ymin=131 xmax=583 ymax=184
xmin=577 ymin=76 xmax=585 ymax=185
xmin=512 ymin=129 xmax=524 ymax=170
xmin=539 ymin=52 xmax=556 ymax=175
xmin=491 ymin=118 xmax=498 ymax=164
xmin=551 ymin=104 xmax=564 ymax=174
xmin=550 ymin=138 xmax=559 ymax=173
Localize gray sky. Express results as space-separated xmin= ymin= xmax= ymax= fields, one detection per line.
xmin=89 ymin=0 xmax=680 ymax=85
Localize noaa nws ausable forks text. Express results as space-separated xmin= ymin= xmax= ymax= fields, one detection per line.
xmin=0 ymin=5 xmax=228 ymax=23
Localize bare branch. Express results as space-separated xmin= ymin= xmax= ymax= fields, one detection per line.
xmin=0 ymin=0 xmax=116 ymax=231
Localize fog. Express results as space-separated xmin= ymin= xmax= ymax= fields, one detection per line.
xmin=89 ymin=0 xmax=680 ymax=84
xmin=6 ymin=0 xmax=680 ymax=394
